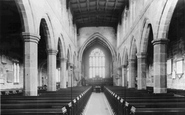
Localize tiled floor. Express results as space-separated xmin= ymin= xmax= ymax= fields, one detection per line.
xmin=83 ymin=92 xmax=114 ymax=115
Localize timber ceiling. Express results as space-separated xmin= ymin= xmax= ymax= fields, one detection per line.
xmin=68 ymin=0 xmax=129 ymax=29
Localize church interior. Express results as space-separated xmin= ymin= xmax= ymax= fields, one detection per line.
xmin=1 ymin=0 xmax=185 ymax=115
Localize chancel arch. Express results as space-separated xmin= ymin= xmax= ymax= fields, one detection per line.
xmin=81 ymin=37 xmax=113 ymax=80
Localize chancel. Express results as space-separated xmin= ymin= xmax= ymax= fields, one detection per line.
xmin=1 ymin=0 xmax=185 ymax=115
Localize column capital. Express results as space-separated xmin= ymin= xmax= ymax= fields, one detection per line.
xmin=152 ymin=38 xmax=169 ymax=45
xmin=22 ymin=32 xmax=40 ymax=44
xmin=47 ymin=49 xmax=58 ymax=55
xmin=137 ymin=53 xmax=147 ymax=58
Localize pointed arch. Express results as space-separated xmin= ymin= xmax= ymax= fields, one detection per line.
xmin=79 ymin=32 xmax=116 ymax=62
xmin=15 ymin=0 xmax=34 ymax=33
xmin=56 ymin=36 xmax=66 ymax=59
xmin=129 ymin=37 xmax=137 ymax=60
xmin=38 ymin=14 xmax=55 ymax=50
xmin=157 ymin=0 xmax=178 ymax=39
xmin=139 ymin=19 xmax=152 ymax=54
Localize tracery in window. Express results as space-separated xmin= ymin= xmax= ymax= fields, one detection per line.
xmin=89 ymin=48 xmax=105 ymax=78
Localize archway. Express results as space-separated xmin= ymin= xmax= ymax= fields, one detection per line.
xmin=82 ymin=38 xmax=113 ymax=80
xmin=128 ymin=38 xmax=137 ymax=88
xmin=38 ymin=18 xmax=57 ymax=91
xmin=0 ymin=0 xmax=24 ymax=89
xmin=167 ymin=0 xmax=185 ymax=90
xmin=138 ymin=22 xmax=154 ymax=90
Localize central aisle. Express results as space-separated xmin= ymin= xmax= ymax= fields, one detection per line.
xmin=83 ymin=92 xmax=114 ymax=115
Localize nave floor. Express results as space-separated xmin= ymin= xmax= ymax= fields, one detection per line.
xmin=82 ymin=92 xmax=114 ymax=115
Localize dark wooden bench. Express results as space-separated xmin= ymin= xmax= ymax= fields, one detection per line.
xmin=104 ymin=86 xmax=185 ymax=115
xmin=1 ymin=86 xmax=92 ymax=115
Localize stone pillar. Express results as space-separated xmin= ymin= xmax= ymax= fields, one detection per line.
xmin=122 ymin=65 xmax=127 ymax=87
xmin=128 ymin=59 xmax=136 ymax=88
xmin=60 ymin=58 xmax=67 ymax=88
xmin=137 ymin=53 xmax=147 ymax=90
xmin=152 ymin=39 xmax=168 ymax=93
xmin=47 ymin=49 xmax=58 ymax=91
xmin=68 ymin=63 xmax=73 ymax=87
xmin=118 ymin=68 xmax=122 ymax=86
xmin=22 ymin=32 xmax=40 ymax=96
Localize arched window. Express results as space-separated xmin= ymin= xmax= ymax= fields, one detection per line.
xmin=89 ymin=48 xmax=105 ymax=78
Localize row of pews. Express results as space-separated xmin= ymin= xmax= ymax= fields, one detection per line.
xmin=104 ymin=86 xmax=185 ymax=115
xmin=1 ymin=86 xmax=92 ymax=115
xmin=0 ymin=86 xmax=48 ymax=96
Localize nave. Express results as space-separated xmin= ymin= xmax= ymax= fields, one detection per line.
xmin=1 ymin=85 xmax=185 ymax=115
xmin=1 ymin=0 xmax=185 ymax=115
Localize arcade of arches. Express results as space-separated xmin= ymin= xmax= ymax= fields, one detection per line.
xmin=1 ymin=0 xmax=185 ymax=96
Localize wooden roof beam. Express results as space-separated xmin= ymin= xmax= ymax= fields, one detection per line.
xmin=73 ymin=10 xmax=118 ymax=17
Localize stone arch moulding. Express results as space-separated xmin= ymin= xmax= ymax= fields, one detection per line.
xmin=122 ymin=48 xmax=128 ymax=66
xmin=57 ymin=37 xmax=65 ymax=59
xmin=139 ymin=19 xmax=152 ymax=54
xmin=129 ymin=36 xmax=137 ymax=60
xmin=79 ymin=32 xmax=116 ymax=62
xmin=60 ymin=34 xmax=67 ymax=58
xmin=15 ymin=0 xmax=35 ymax=33
xmin=38 ymin=14 xmax=55 ymax=50
xmin=157 ymin=0 xmax=178 ymax=39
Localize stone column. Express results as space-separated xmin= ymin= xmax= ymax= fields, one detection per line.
xmin=73 ymin=66 xmax=77 ymax=86
xmin=122 ymin=65 xmax=127 ymax=87
xmin=152 ymin=39 xmax=168 ymax=93
xmin=128 ymin=59 xmax=136 ymax=88
xmin=137 ymin=53 xmax=147 ymax=90
xmin=60 ymin=58 xmax=67 ymax=88
xmin=118 ymin=68 xmax=122 ymax=86
xmin=22 ymin=32 xmax=40 ymax=96
xmin=47 ymin=49 xmax=58 ymax=91
xmin=68 ymin=63 xmax=72 ymax=87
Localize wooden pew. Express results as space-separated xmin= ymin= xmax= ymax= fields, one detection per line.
xmin=104 ymin=86 xmax=185 ymax=115
xmin=1 ymin=86 xmax=92 ymax=115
